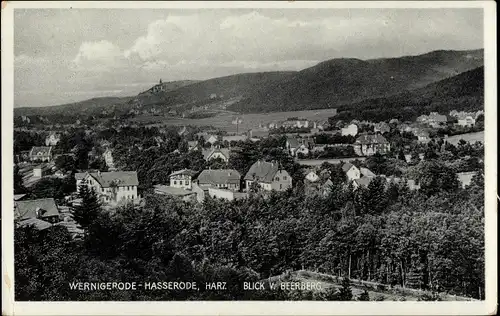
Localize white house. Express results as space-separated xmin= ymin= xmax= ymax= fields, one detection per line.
xmin=75 ymin=171 xmax=139 ymax=205
xmin=342 ymin=163 xmax=361 ymax=181
xmin=341 ymin=124 xmax=358 ymax=137
xmin=304 ymin=170 xmax=320 ymax=183
xmin=29 ymin=146 xmax=52 ymax=162
xmin=169 ymin=169 xmax=197 ymax=190
xmin=244 ymin=160 xmax=292 ymax=192
xmin=456 ymin=115 xmax=476 ymax=127
xmin=45 ymin=132 xmax=61 ymax=146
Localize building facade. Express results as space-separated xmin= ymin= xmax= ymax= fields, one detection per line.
xmin=244 ymin=160 xmax=292 ymax=192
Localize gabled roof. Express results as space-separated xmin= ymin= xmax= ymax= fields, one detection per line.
xmin=360 ymin=167 xmax=376 ymax=178
xmin=202 ymin=148 xmax=230 ymax=160
xmin=197 ymin=169 xmax=241 ymax=185
xmin=342 ymin=162 xmax=357 ymax=172
xmin=17 ymin=218 xmax=53 ymax=230
xmin=244 ymin=160 xmax=281 ymax=183
xmin=30 ymin=146 xmax=52 ymax=156
xmin=169 ymin=169 xmax=197 ymax=178
xmin=354 ymin=177 xmax=373 ymax=187
xmin=355 ymin=134 xmax=389 ymax=145
xmin=15 ymin=198 xmax=59 ymax=220
xmin=88 ymin=171 xmax=139 ymax=187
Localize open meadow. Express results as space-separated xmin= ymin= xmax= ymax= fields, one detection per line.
xmin=132 ymin=108 xmax=337 ymax=133
xmin=446 ymin=131 xmax=484 ymax=145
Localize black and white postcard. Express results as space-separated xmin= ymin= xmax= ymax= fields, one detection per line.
xmin=1 ymin=1 xmax=497 ymax=315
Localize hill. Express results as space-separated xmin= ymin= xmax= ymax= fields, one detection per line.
xmin=132 ymin=71 xmax=297 ymax=108
xmin=14 ymin=96 xmax=134 ymax=117
xmin=333 ymin=66 xmax=484 ymax=122
xmin=229 ymin=49 xmax=483 ymax=113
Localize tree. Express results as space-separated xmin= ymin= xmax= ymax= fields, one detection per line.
xmin=55 ymin=155 xmax=76 ymax=172
xmin=72 ymin=185 xmax=102 ymax=231
xmin=358 ymin=289 xmax=370 ymax=301
xmin=14 ymin=164 xmax=27 ymax=194
xmin=411 ymin=161 xmax=460 ymax=196
xmin=337 ymin=277 xmax=353 ymax=301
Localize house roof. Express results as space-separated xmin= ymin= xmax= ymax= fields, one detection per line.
xmin=354 ymin=177 xmax=373 ymax=187
xmin=342 ymin=162 xmax=356 ymax=172
xmin=75 ymin=172 xmax=87 ymax=180
xmin=250 ymin=129 xmax=270 ymax=138
xmin=187 ymin=141 xmax=199 ymax=147
xmin=17 ymin=218 xmax=53 ymax=230
xmin=88 ymin=171 xmax=139 ymax=187
xmin=286 ymin=137 xmax=300 ymax=148
xmin=360 ymin=167 xmax=376 ymax=178
xmin=15 ymin=198 xmax=60 ymax=220
xmin=244 ymin=160 xmax=281 ymax=182
xmin=202 ymin=148 xmax=230 ymax=160
xmin=197 ymin=169 xmax=241 ymax=185
xmin=30 ymin=146 xmax=52 ymax=156
xmin=14 ymin=194 xmax=27 ymax=201
xmin=169 ymin=169 xmax=197 ymax=178
xmin=154 ymin=185 xmax=197 ymax=197
xmin=355 ymin=134 xmax=389 ymax=145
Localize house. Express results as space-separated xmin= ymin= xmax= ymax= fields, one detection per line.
xmin=418 ymin=112 xmax=448 ymax=128
xmin=202 ymin=147 xmax=231 ymax=162
xmin=153 ymin=185 xmax=197 ymax=202
xmin=29 ymin=146 xmax=52 ymax=162
xmin=197 ymin=169 xmax=241 ymax=191
xmin=45 ymin=132 xmax=61 ymax=146
xmin=203 ymin=134 xmax=219 ymax=145
xmin=407 ymin=179 xmax=421 ymax=191
xmin=352 ymin=176 xmax=373 ymax=189
xmin=304 ymin=169 xmax=320 ymax=183
xmin=32 ymin=165 xmax=47 ymax=178
xmin=414 ymin=129 xmax=431 ymax=144
xmin=286 ymin=137 xmax=300 ymax=156
xmin=342 ymin=163 xmax=361 ymax=181
xmin=456 ymin=171 xmax=477 ymax=188
xmin=341 ymin=124 xmax=358 ymax=137
xmin=354 ymin=134 xmax=391 ymax=156
xmin=169 ymin=169 xmax=197 ymax=190
xmin=456 ymin=115 xmax=476 ymax=127
xmin=188 ymin=141 xmax=200 ymax=151
xmin=320 ymin=179 xmax=334 ymax=196
xmin=268 ymin=122 xmax=281 ymax=129
xmin=178 ymin=126 xmax=187 ymax=136
xmin=360 ymin=167 xmax=376 ymax=178
xmin=103 ymin=148 xmax=115 ymax=169
xmin=75 ymin=171 xmax=139 ymax=204
xmin=15 ymin=198 xmax=61 ymax=225
xmin=244 ymin=160 xmax=292 ymax=192
xmin=374 ymin=122 xmax=390 ymax=134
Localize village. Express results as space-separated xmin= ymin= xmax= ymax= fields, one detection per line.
xmin=13 ymin=107 xmax=484 ymax=238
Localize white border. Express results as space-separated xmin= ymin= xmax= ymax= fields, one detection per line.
xmin=2 ymin=1 xmax=497 ymax=316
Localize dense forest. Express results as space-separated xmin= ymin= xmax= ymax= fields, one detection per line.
xmin=15 ymin=164 xmax=484 ymax=300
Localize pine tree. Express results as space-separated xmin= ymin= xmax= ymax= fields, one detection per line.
xmin=358 ymin=289 xmax=370 ymax=301
xmin=338 ymin=277 xmax=353 ymax=301
xmin=72 ymin=184 xmax=102 ymax=230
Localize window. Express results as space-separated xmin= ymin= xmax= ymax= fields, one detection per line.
xmin=275 ymin=177 xmax=280 ymax=181
xmin=186 ymin=180 xmax=190 ymax=185
xmin=283 ymin=176 xmax=287 ymax=180
xmin=280 ymin=184 xmax=283 ymax=189
xmin=179 ymin=180 xmax=183 ymax=185
xmin=173 ymin=180 xmax=177 ymax=185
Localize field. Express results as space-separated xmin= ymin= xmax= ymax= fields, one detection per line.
xmin=131 ymin=108 xmax=338 ymax=133
xmin=446 ymin=131 xmax=484 ymax=145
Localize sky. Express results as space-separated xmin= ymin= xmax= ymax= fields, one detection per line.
xmin=14 ymin=8 xmax=483 ymax=108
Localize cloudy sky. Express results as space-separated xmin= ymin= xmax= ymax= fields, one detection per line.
xmin=14 ymin=8 xmax=483 ymax=107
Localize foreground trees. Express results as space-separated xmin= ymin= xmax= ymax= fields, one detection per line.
xmin=15 ymin=177 xmax=484 ymax=300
